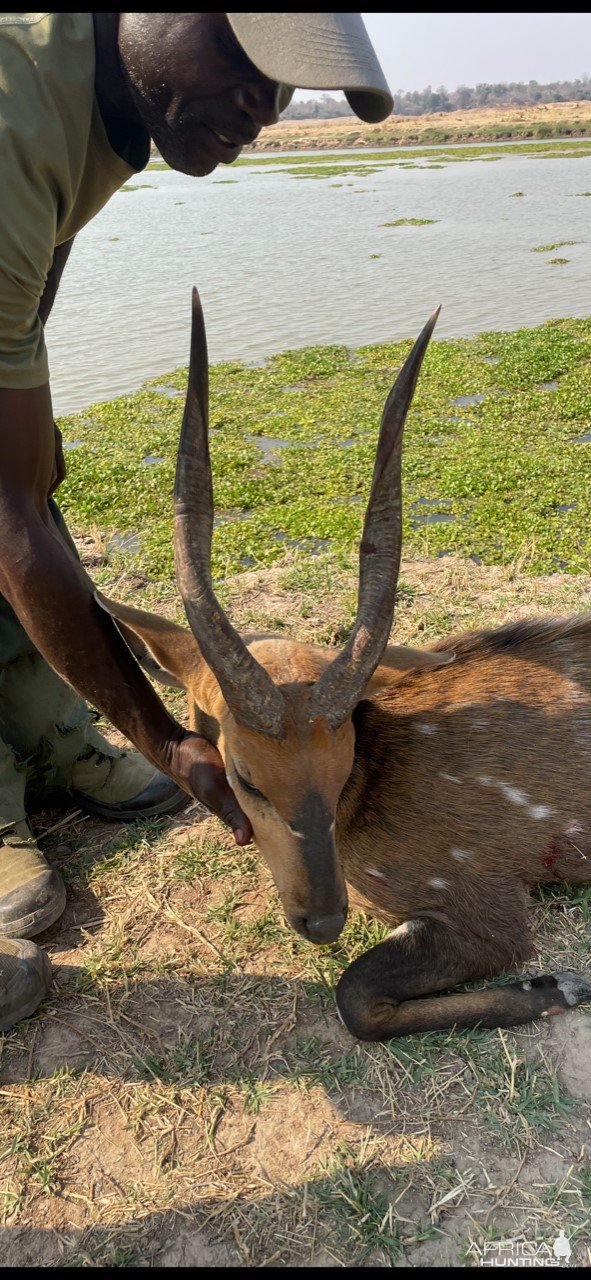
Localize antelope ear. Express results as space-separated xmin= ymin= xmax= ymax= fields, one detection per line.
xmin=380 ymin=645 xmax=455 ymax=671
xmin=364 ymin=644 xmax=455 ymax=693
xmin=95 ymin=591 xmax=201 ymax=690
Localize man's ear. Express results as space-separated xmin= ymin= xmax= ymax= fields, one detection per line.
xmin=95 ymin=592 xmax=202 ymax=690
xmin=365 ymin=644 xmax=455 ymax=693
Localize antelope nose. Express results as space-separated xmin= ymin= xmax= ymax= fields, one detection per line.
xmin=305 ymin=911 xmax=347 ymax=944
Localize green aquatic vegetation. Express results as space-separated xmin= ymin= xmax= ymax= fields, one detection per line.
xmin=531 ymin=240 xmax=580 ymax=252
xmin=369 ymin=253 xmax=381 ymax=260
xmin=283 ymin=163 xmax=384 ymax=180
xmin=381 ymin=218 xmax=438 ymax=227
xmin=549 ymin=257 xmax=570 ymax=264
xmin=57 ymin=315 xmax=591 ymax=581
xmin=146 ymin=138 xmax=591 ymax=182
xmin=236 ymin=139 xmax=591 ymax=168
xmin=119 ymin=183 xmax=154 ymax=192
xmin=511 ymin=191 xmax=525 ymax=197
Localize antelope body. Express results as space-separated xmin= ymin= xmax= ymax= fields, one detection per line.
xmin=103 ymin=290 xmax=591 ymax=1042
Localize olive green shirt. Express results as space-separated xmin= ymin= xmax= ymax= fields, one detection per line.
xmin=0 ymin=12 xmax=150 ymax=389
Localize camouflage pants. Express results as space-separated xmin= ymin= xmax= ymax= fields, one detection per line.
xmin=0 ymin=502 xmax=118 ymax=830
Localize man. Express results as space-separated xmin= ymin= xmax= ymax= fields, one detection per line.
xmin=0 ymin=13 xmax=392 ymax=1031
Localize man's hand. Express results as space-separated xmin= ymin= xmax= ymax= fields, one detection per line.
xmin=173 ymin=733 xmax=253 ymax=846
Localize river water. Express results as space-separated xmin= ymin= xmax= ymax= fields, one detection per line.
xmin=47 ymin=148 xmax=591 ymax=416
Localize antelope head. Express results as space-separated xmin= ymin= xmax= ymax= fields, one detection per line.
xmin=101 ymin=290 xmax=446 ymax=944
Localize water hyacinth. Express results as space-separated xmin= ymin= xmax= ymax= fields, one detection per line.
xmin=58 ymin=317 xmax=591 ymax=583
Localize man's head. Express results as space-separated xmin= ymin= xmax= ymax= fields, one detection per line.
xmin=116 ymin=13 xmax=392 ymax=177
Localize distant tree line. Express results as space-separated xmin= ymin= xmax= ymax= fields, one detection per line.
xmin=283 ymin=77 xmax=591 ymax=120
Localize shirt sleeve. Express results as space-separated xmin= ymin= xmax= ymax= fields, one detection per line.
xmin=0 ymin=129 xmax=57 ymax=389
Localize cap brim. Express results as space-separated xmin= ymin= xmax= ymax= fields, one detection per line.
xmin=226 ymin=12 xmax=393 ymax=124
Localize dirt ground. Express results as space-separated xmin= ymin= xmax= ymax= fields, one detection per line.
xmin=2 ymin=551 xmax=591 ymax=1266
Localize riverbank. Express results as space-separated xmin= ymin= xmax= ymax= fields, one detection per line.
xmin=248 ymin=99 xmax=591 ymax=151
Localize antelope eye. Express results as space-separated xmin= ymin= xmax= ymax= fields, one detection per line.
xmin=234 ymin=767 xmax=266 ymax=801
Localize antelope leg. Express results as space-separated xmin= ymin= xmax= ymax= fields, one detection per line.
xmin=335 ymin=918 xmax=591 ymax=1041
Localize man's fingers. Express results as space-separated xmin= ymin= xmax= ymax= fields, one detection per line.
xmin=223 ymin=804 xmax=253 ymax=846
xmin=200 ymin=768 xmax=253 ymax=844
xmin=177 ymin=736 xmax=253 ymax=845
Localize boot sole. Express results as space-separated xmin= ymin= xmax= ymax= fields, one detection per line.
xmin=0 ymin=948 xmax=52 ymax=1033
xmin=73 ymin=787 xmax=190 ymax=823
xmin=0 ymin=880 xmax=67 ymax=941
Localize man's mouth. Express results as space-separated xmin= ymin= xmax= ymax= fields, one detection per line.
xmin=199 ymin=123 xmax=244 ymax=164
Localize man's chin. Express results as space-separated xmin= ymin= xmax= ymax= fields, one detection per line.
xmin=156 ymin=143 xmax=219 ymax=177
xmin=175 ymin=155 xmax=219 ymax=177
xmin=154 ymin=124 xmax=243 ymax=176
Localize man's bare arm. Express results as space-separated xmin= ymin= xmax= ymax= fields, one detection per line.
xmin=0 ymin=383 xmax=251 ymax=841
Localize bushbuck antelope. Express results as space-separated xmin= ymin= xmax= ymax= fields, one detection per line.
xmin=100 ymin=288 xmax=591 ymax=1042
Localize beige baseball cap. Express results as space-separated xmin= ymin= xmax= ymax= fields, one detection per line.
xmin=226 ymin=12 xmax=393 ymax=123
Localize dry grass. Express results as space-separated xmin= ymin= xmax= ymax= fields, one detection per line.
xmin=252 ymin=100 xmax=591 ymax=152
xmin=2 ymin=550 xmax=591 ymax=1266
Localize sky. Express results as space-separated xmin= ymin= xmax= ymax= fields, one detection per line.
xmin=296 ymin=12 xmax=591 ymax=100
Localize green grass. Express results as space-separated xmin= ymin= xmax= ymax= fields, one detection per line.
xmin=57 ymin=315 xmax=591 ymax=582
xmin=305 ymin=1149 xmax=404 ymax=1263
xmin=134 ymin=1036 xmax=214 ymax=1086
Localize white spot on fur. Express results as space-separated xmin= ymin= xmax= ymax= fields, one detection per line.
xmin=450 ymin=848 xmax=472 ymax=861
xmin=391 ymin=920 xmax=418 ymax=939
xmin=471 ymin=719 xmax=489 ymax=730
xmin=501 ymin=784 xmax=530 ymax=806
xmin=417 ymin=723 xmax=438 ymax=735
xmin=440 ymin=772 xmax=461 ymax=784
xmin=429 ymin=877 xmax=449 ymax=890
xmin=225 ymin=772 xmax=235 ymax=792
xmin=367 ymin=867 xmax=386 ymax=880
xmin=565 ymin=820 xmax=585 ymax=837
xmin=531 ymin=805 xmax=553 ymax=821
xmin=521 ymin=980 xmax=532 ymax=990
xmin=478 ymin=776 xmax=554 ymax=821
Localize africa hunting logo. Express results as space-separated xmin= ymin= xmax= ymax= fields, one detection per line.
xmin=467 ymin=1229 xmax=572 ymax=1267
